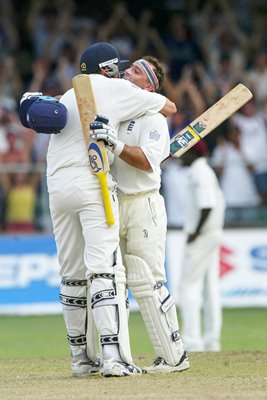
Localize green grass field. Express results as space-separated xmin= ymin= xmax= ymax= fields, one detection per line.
xmin=0 ymin=308 xmax=266 ymax=358
xmin=1 ymin=309 xmax=267 ymax=400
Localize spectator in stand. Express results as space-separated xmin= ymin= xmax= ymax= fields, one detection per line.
xmin=188 ymin=0 xmax=249 ymax=112
xmin=27 ymin=51 xmax=76 ymax=98
xmin=245 ymin=49 xmax=267 ymax=111
xmin=211 ymin=53 xmax=244 ymax=98
xmin=0 ymin=56 xmax=23 ymax=102
xmin=98 ymin=2 xmax=138 ymax=61
xmin=190 ymin=0 xmax=248 ymax=84
xmin=0 ymin=102 xmax=41 ymax=233
xmin=0 ymin=105 xmax=34 ymax=164
xmin=0 ymin=171 xmax=40 ymax=233
xmin=231 ymin=100 xmax=267 ymax=205
xmin=25 ymin=0 xmax=78 ymax=97
xmin=0 ymin=1 xmax=19 ymax=55
xmin=26 ymin=0 xmax=74 ymax=63
xmin=211 ymin=125 xmax=260 ymax=210
xmin=127 ymin=9 xmax=169 ymax=62
xmin=162 ymin=12 xmax=204 ymax=82
xmin=249 ymin=6 xmax=267 ymax=62
xmin=163 ymin=66 xmax=206 ymax=121
xmin=71 ymin=16 xmax=97 ymax=59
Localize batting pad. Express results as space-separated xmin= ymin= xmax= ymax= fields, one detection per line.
xmin=90 ymin=264 xmax=133 ymax=365
xmin=86 ymin=281 xmax=99 ymax=361
xmin=125 ymin=254 xmax=184 ymax=366
xmin=60 ymin=279 xmax=91 ymax=358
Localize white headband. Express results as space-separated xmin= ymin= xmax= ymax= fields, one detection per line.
xmin=133 ymin=59 xmax=159 ymax=91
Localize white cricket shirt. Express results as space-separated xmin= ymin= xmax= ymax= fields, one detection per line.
xmin=46 ymin=74 xmax=166 ymax=177
xmin=184 ymin=157 xmax=225 ymax=234
xmin=111 ymin=113 xmax=170 ymax=194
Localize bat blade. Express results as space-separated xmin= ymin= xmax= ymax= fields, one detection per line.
xmin=170 ymin=83 xmax=253 ymax=158
xmin=72 ymin=74 xmax=114 ymax=225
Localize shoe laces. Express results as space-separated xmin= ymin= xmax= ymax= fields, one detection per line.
xmin=91 ymin=359 xmax=101 ymax=368
xmin=120 ymin=361 xmax=139 ymax=373
xmin=153 ymin=357 xmax=165 ymax=366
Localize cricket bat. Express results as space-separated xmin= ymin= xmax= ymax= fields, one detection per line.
xmin=170 ymin=83 xmax=253 ymax=158
xmin=72 ymin=74 xmax=115 ymax=226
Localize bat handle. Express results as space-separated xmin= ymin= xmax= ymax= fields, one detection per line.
xmin=97 ymin=172 xmax=115 ymax=226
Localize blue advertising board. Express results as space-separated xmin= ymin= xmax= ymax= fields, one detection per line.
xmin=1 ymin=229 xmax=266 ymax=315
xmin=0 ymin=234 xmax=138 ymax=315
xmin=0 ymin=235 xmax=61 ymax=314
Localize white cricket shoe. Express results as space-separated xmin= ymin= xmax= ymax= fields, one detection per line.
xmin=143 ymin=351 xmax=190 ymax=374
xmin=72 ymin=357 xmax=100 ymax=377
xmin=101 ymin=358 xmax=142 ymax=377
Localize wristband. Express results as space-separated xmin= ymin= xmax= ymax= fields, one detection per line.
xmin=113 ymin=140 xmax=124 ymax=156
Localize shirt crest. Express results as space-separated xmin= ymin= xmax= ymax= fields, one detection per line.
xmin=149 ymin=129 xmax=160 ymax=141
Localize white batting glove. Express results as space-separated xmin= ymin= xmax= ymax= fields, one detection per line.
xmin=20 ymin=91 xmax=43 ymax=105
xmin=89 ymin=121 xmax=124 ymax=156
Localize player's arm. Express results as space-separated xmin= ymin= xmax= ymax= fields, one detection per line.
xmin=187 ymin=208 xmax=211 ymax=243
xmin=160 ymin=98 xmax=177 ymax=117
xmin=117 ymin=145 xmax=151 ymax=171
xmin=89 ymin=118 xmax=152 ymax=170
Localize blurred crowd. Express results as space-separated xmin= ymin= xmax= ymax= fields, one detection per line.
xmin=0 ymin=0 xmax=267 ymax=233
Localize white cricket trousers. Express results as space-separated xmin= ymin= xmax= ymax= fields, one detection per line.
xmin=47 ymin=166 xmax=119 ymax=278
xmin=47 ymin=167 xmax=134 ymax=364
xmin=180 ymin=230 xmax=222 ymax=352
xmin=119 ymin=190 xmax=167 ymax=282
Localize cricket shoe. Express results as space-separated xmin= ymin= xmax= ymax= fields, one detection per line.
xmin=142 ymin=351 xmax=189 ymax=374
xmin=100 ymin=358 xmax=142 ymax=377
xmin=72 ymin=357 xmax=100 ymax=377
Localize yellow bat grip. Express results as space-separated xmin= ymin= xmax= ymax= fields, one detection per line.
xmin=97 ymin=172 xmax=115 ymax=226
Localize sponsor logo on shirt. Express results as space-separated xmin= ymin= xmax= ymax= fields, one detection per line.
xmin=127 ymin=120 xmax=135 ymax=133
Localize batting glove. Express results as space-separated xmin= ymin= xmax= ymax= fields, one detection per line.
xmin=89 ymin=117 xmax=124 ymax=156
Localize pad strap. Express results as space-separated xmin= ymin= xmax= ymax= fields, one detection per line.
xmin=100 ymin=334 xmax=119 ymax=346
xmin=60 ymin=278 xmax=87 ymax=308
xmin=67 ymin=334 xmax=87 ymax=346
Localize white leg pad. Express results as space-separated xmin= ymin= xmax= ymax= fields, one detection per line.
xmin=60 ymin=278 xmax=98 ymax=360
xmin=86 ymin=282 xmax=99 ymax=361
xmin=90 ymin=267 xmax=132 ymax=364
xmin=125 ymin=254 xmax=184 ymax=366
xmin=114 ymin=264 xmax=132 ymax=364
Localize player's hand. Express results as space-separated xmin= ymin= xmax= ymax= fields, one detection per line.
xmin=20 ymin=92 xmax=43 ymax=105
xmin=89 ymin=121 xmax=117 ymax=148
xmin=89 ymin=118 xmax=124 ymax=156
xmin=89 ymin=114 xmax=117 ymax=148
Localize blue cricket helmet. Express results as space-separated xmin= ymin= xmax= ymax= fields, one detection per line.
xmin=80 ymin=42 xmax=129 ymax=77
xmin=19 ymin=95 xmax=68 ymax=134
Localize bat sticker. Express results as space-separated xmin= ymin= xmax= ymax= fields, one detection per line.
xmin=88 ymin=142 xmax=105 ymax=173
xmin=170 ymin=131 xmax=196 ymax=153
xmin=193 ymin=121 xmax=207 ymax=133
